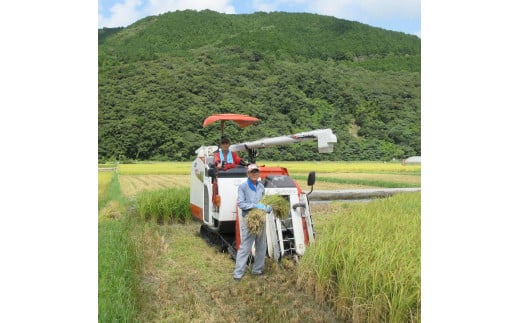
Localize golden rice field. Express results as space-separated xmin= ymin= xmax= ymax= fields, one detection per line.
xmin=261 ymin=160 xmax=421 ymax=174
xmin=307 ymin=172 xmax=421 ymax=186
xmin=98 ymin=171 xmax=114 ymax=204
xmin=116 ymin=161 xmax=420 ymax=175
xmin=118 ymin=162 xmax=192 ymax=175
xmin=119 ymin=174 xmax=376 ymax=198
xmin=112 ymin=161 xmax=420 ymax=197
xmin=298 ymin=192 xmax=421 ymax=322
xmin=119 ymin=175 xmax=190 ymax=198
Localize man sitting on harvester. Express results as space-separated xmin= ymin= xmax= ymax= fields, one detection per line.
xmin=214 ymin=137 xmax=243 ymax=171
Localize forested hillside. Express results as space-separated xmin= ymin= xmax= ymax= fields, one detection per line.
xmin=98 ymin=10 xmax=420 ymax=162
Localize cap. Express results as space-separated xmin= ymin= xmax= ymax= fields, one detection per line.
xmin=247 ymin=164 xmax=259 ymax=172
xmin=220 ymin=137 xmax=231 ymax=144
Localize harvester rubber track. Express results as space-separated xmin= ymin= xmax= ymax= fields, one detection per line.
xmin=199 ymin=225 xmax=237 ymax=260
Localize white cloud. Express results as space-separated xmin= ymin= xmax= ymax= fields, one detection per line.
xmin=99 ymin=0 xmax=145 ymax=28
xmin=146 ymin=0 xmax=235 ymax=16
xmin=350 ymin=0 xmax=419 ymax=18
xmin=98 ymin=0 xmax=420 ymax=34
xmin=258 ymin=0 xmax=420 ymax=22
xmin=99 ymin=0 xmax=237 ymax=28
xmin=243 ymin=0 xmax=420 ymax=34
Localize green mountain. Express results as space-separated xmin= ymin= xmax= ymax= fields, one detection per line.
xmin=98 ymin=10 xmax=420 ymax=162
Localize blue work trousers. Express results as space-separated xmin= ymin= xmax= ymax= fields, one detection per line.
xmin=233 ymin=214 xmax=267 ymax=279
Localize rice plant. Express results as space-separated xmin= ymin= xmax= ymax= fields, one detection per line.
xmin=136 ymin=188 xmax=191 ymax=224
xmin=261 ymin=195 xmax=290 ymax=219
xmin=118 ymin=162 xmax=192 ymax=175
xmin=98 ymin=171 xmax=115 ymax=210
xmin=246 ymin=195 xmax=291 ymax=234
xmin=116 ymin=161 xmax=420 ymax=176
xmin=297 ymin=192 xmax=421 ymax=322
xmin=260 ymin=161 xmax=421 ymax=174
xmin=246 ymin=209 xmax=266 ymax=235
xmin=291 ymin=174 xmax=421 ymax=188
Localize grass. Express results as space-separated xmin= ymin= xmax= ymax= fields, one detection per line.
xmin=98 ymin=218 xmax=141 ymax=322
xmin=298 ymin=192 xmax=421 ymax=322
xmin=98 ymin=170 xmax=142 ymax=322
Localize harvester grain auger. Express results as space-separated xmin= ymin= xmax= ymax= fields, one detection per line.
xmin=190 ymin=114 xmax=337 ymax=261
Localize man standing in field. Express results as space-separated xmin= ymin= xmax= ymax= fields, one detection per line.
xmin=233 ymin=164 xmax=272 ymax=281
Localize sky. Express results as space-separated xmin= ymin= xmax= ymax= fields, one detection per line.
xmin=98 ymin=0 xmax=421 ymax=37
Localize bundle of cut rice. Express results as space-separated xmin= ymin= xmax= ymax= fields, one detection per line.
xmin=261 ymin=195 xmax=290 ymax=219
xmin=246 ymin=208 xmax=266 ymax=235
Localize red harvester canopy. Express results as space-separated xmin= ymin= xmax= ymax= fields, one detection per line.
xmin=203 ymin=114 xmax=259 ymax=128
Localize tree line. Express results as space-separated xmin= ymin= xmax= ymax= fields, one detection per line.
xmin=98 ymin=10 xmax=420 ymax=162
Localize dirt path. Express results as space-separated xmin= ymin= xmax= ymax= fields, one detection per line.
xmin=134 ymin=204 xmax=342 ymax=322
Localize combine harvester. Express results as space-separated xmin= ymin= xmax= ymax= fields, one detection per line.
xmin=190 ymin=114 xmax=337 ymax=261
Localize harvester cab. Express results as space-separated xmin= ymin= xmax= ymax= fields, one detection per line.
xmin=190 ymin=114 xmax=337 ymax=261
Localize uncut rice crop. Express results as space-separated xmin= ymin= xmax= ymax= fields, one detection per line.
xmin=98 ymin=171 xmax=114 ymax=206
xmin=258 ymin=161 xmax=420 ymax=174
xmin=118 ymin=161 xmax=420 ymax=176
xmin=297 ymin=192 xmax=421 ymax=322
xmin=136 ymin=188 xmax=191 ymax=224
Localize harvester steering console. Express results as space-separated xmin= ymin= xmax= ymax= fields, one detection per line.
xmin=307 ymin=171 xmax=316 ymax=196
xmin=244 ymin=144 xmax=259 ymax=163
